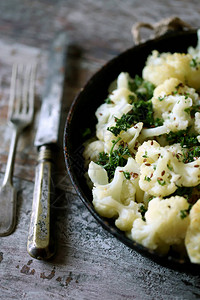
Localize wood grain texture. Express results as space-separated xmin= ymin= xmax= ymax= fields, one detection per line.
xmin=0 ymin=1 xmax=200 ymax=299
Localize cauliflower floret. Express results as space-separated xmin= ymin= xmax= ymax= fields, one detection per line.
xmin=139 ymin=124 xmax=170 ymax=142
xmin=131 ymin=196 xmax=190 ymax=254
xmin=185 ymin=199 xmax=200 ymax=263
xmin=136 ymin=141 xmax=181 ymax=197
xmin=139 ymin=79 xmax=198 ymax=141
xmin=162 ymin=94 xmax=192 ymax=131
xmin=88 ymin=158 xmax=143 ymax=231
xmin=88 ymin=161 xmax=108 ymax=185
xmin=143 ymin=50 xmax=200 ymax=90
xmin=116 ymin=72 xmax=133 ymax=90
xmin=194 ymin=112 xmax=200 ymax=134
xmin=136 ymin=140 xmax=200 ymax=196
xmin=83 ymin=140 xmax=104 ymax=167
xmin=140 ymin=95 xmax=192 ymax=140
xmin=95 ymin=72 xmax=136 ymax=143
xmin=153 ymin=78 xmax=200 ymax=105
xmin=95 ymin=97 xmax=132 ymax=142
xmin=172 ymin=159 xmax=200 ymax=187
xmin=152 ymin=80 xmax=193 ymax=132
xmin=95 ymin=197 xmax=141 ymax=231
xmin=119 ymin=122 xmax=143 ymax=153
xmin=103 ymin=122 xmax=143 ymax=153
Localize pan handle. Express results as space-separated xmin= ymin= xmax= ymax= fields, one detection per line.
xmin=132 ymin=16 xmax=192 ymax=45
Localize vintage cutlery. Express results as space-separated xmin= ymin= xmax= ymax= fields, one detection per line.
xmin=0 ymin=63 xmax=36 ymax=236
xmin=27 ymin=32 xmax=67 ymax=260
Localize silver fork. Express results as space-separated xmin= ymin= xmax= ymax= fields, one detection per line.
xmin=0 ymin=63 xmax=36 ymax=236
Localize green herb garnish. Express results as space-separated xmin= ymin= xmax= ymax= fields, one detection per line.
xmin=139 ymin=205 xmax=147 ymax=221
xmin=157 ymin=178 xmax=166 ymax=186
xmin=190 ymin=58 xmax=199 ymax=68
xmin=144 ymin=176 xmax=151 ymax=182
xmin=180 ymin=204 xmax=192 ymax=219
xmin=96 ymin=138 xmax=131 ymax=181
xmin=123 ymin=171 xmax=131 ymax=180
xmin=105 ymin=97 xmax=112 ymax=104
xmin=166 ymin=129 xmax=199 ymax=148
xmin=183 ymin=146 xmax=200 ymax=163
xmin=128 ymin=75 xmax=155 ymax=101
xmin=107 ymin=100 xmax=163 ymax=137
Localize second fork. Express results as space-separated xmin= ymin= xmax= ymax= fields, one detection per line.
xmin=0 ymin=63 xmax=36 ymax=236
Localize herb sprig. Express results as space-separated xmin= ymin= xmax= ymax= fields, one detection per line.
xmin=107 ymin=101 xmax=163 ymax=136
xmin=128 ymin=75 xmax=155 ymax=101
xmin=96 ymin=138 xmax=131 ymax=181
xmin=166 ymin=129 xmax=199 ymax=148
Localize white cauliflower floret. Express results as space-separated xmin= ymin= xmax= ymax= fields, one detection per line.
xmin=172 ymin=159 xmax=200 ymax=187
xmin=136 ymin=141 xmax=180 ymax=197
xmin=152 ymin=79 xmax=193 ymax=131
xmin=88 ymin=161 xmax=108 ymax=185
xmin=131 ymin=196 xmax=190 ymax=254
xmin=95 ymin=72 xmax=136 ymax=143
xmin=140 ymin=95 xmax=192 ymax=140
xmin=139 ymin=79 xmax=198 ymax=141
xmin=103 ymin=121 xmax=143 ymax=153
xmin=83 ymin=140 xmax=104 ymax=168
xmin=119 ymin=122 xmax=143 ymax=153
xmin=143 ymin=50 xmax=200 ymax=90
xmin=116 ymin=72 xmax=133 ymax=90
xmin=136 ymin=141 xmax=200 ymax=196
xmin=95 ymin=98 xmax=132 ymax=142
xmin=185 ymin=199 xmax=200 ymax=263
xmin=95 ymin=197 xmax=141 ymax=231
xmin=153 ymin=78 xmax=200 ymax=106
xmin=161 ymin=95 xmax=192 ymax=131
xmin=88 ymin=158 xmax=143 ymax=231
xmin=194 ymin=112 xmax=200 ymax=134
xmin=139 ymin=125 xmax=170 ymax=141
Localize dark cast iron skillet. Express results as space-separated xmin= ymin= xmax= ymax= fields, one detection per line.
xmin=64 ymin=29 xmax=200 ymax=270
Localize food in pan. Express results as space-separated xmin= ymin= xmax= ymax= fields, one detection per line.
xmin=83 ymin=30 xmax=200 ymax=263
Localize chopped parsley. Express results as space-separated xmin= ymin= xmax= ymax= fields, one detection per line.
xmin=166 ymin=129 xmax=199 ymax=148
xmin=142 ymin=151 xmax=148 ymax=158
xmin=107 ymin=113 xmax=136 ymax=136
xmin=105 ymin=97 xmax=112 ymax=104
xmin=170 ymin=186 xmax=193 ymax=200
xmin=190 ymin=57 xmax=200 ymax=68
xmin=123 ymin=171 xmax=131 ymax=180
xmin=167 ymin=164 xmax=173 ymax=171
xmin=157 ymin=178 xmax=166 ymax=186
xmin=107 ymin=100 xmax=163 ymax=136
xmin=96 ymin=138 xmax=131 ymax=181
xmin=184 ymin=107 xmax=191 ymax=114
xmin=82 ymin=127 xmax=92 ymax=138
xmin=139 ymin=205 xmax=147 ymax=221
xmin=183 ymin=146 xmax=200 ymax=163
xmin=180 ymin=204 xmax=192 ymax=219
xmin=144 ymin=176 xmax=151 ymax=182
xmin=128 ymin=75 xmax=155 ymax=101
xmin=190 ymin=105 xmax=200 ymax=118
xmin=158 ymin=96 xmax=165 ymax=101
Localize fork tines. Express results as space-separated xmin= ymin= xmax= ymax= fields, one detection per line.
xmin=8 ymin=63 xmax=36 ymax=121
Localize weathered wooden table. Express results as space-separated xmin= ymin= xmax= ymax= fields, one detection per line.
xmin=1 ymin=1 xmax=200 ymax=299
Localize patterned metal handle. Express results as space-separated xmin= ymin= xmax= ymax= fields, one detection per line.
xmin=27 ymin=145 xmax=56 ymax=260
